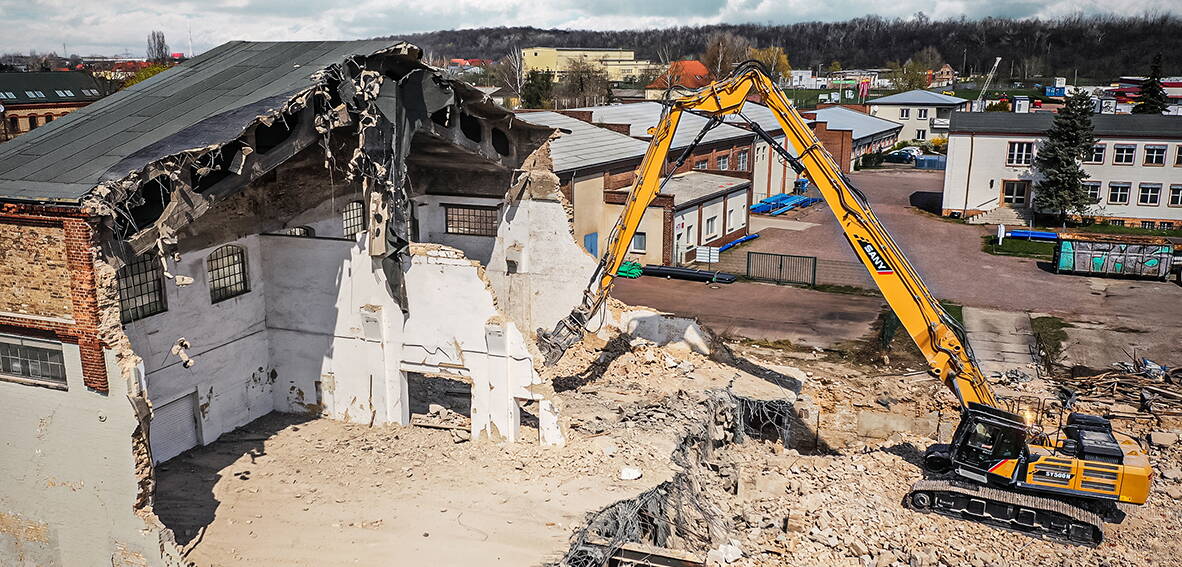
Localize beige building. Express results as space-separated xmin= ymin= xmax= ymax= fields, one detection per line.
xmin=0 ymin=71 xmax=106 ymax=140
xmin=521 ymin=47 xmax=660 ymax=83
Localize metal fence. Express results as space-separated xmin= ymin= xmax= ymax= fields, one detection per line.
xmin=746 ymin=252 xmax=817 ymax=286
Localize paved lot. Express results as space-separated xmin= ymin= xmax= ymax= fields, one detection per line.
xmin=613 ymin=277 xmax=883 ymax=348
xmin=733 ymin=169 xmax=1182 ymax=322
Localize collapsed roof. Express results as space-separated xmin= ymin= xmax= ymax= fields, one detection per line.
xmin=0 ymin=40 xmax=553 ymax=266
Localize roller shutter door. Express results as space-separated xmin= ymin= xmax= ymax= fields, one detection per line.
xmin=150 ymin=394 xmax=199 ymax=464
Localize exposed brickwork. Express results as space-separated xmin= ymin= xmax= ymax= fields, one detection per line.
xmin=595 ymin=122 xmax=631 ymax=135
xmin=603 ymin=167 xmax=636 ymax=191
xmin=0 ymin=203 xmax=109 ymax=392
xmin=806 ymin=120 xmax=853 ymax=173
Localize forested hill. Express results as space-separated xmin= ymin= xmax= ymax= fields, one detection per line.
xmin=387 ymin=15 xmax=1180 ymax=81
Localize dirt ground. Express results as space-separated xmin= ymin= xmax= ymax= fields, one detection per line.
xmin=154 ymin=325 xmax=1182 ymax=567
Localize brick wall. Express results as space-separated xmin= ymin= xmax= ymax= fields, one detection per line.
xmin=805 ymin=120 xmax=853 ymax=173
xmin=0 ymin=203 xmax=108 ymax=392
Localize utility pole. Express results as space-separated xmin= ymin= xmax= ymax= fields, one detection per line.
xmin=961 ymin=48 xmax=966 ymax=75
xmin=188 ymin=22 xmax=194 ymax=58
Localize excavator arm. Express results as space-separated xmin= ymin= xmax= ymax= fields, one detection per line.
xmin=537 ymin=64 xmax=997 ymax=410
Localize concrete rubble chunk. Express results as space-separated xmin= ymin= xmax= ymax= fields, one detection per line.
xmin=1149 ymin=431 xmax=1179 ymax=447
xmin=618 ymin=467 xmax=643 ymax=481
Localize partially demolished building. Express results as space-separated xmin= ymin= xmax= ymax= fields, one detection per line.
xmin=0 ymin=40 xmax=596 ymax=565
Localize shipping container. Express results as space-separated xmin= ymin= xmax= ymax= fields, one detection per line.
xmin=1054 ymin=234 xmax=1174 ymax=280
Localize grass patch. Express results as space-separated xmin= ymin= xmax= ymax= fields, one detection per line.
xmin=941 ymin=301 xmax=965 ymax=326
xmin=811 ymin=284 xmax=883 ymax=297
xmin=981 ymin=235 xmax=1055 ymax=260
xmin=1067 ymin=223 xmax=1182 ymax=238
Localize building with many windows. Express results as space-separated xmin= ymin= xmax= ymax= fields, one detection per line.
xmin=867 ymin=89 xmax=969 ymax=142
xmin=0 ymin=71 xmax=107 ymax=140
xmin=942 ymin=112 xmax=1182 ymax=227
xmin=520 ymin=47 xmax=660 ymax=83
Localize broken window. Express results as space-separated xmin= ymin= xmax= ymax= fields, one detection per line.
xmin=117 ymin=254 xmax=168 ymax=323
xmin=444 ymin=204 xmax=499 ymax=236
xmin=342 ymin=201 xmax=365 ymax=237
xmin=207 ymin=245 xmax=250 ymax=303
xmin=0 ymin=335 xmax=66 ymax=389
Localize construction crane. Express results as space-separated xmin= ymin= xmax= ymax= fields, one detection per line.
xmin=537 ymin=62 xmax=1153 ymax=545
xmin=976 ymin=57 xmax=1003 ymax=109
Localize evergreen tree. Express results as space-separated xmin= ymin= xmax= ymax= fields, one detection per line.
xmin=520 ymin=70 xmax=553 ymax=109
xmin=1132 ymin=53 xmax=1169 ymax=115
xmin=1033 ymin=89 xmax=1097 ymax=225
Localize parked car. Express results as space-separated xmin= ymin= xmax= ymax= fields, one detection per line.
xmin=900 ymin=146 xmax=924 ymax=157
xmin=884 ymin=150 xmax=914 ymax=163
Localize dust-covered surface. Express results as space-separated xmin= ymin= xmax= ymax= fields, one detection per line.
xmin=154 ymin=329 xmax=1182 ymax=567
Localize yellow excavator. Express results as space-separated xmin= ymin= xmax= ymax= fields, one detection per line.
xmin=537 ymin=63 xmax=1153 ymax=545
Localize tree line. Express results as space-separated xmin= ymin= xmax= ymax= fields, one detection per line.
xmin=389 ymin=14 xmax=1179 ymax=82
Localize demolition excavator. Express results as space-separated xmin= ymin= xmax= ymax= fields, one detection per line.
xmin=537 ymin=63 xmax=1153 ymax=545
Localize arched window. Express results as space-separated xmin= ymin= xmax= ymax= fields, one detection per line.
xmin=282 ymin=226 xmax=315 ymax=237
xmin=44 ymin=114 xmax=54 ymax=123
xmin=342 ymin=201 xmax=365 ymax=237
xmin=116 ymin=253 xmax=168 ymax=323
xmin=207 ymin=245 xmax=249 ymax=303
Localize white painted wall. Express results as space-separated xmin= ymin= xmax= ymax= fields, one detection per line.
xmin=699 ymin=196 xmax=726 ymax=242
xmin=752 ymin=136 xmax=793 ymax=201
xmin=869 ymin=104 xmax=960 ymax=141
xmin=413 ymin=194 xmax=503 ymax=263
xmin=943 ymin=131 xmax=1182 ymax=222
xmin=123 ymin=236 xmax=271 ymax=447
xmin=261 ymin=235 xmax=407 ymax=426
xmin=0 ymin=345 xmax=179 ymax=566
xmin=725 ymin=191 xmax=749 ymax=234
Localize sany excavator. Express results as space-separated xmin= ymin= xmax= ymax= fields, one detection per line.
xmin=537 ymin=63 xmax=1153 ymax=545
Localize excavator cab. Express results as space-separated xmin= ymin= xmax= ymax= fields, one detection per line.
xmin=926 ymin=403 xmax=1028 ymax=485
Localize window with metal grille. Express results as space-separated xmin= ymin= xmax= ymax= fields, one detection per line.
xmin=117 ymin=254 xmax=167 ymax=323
xmin=444 ymin=204 xmax=499 ymax=236
xmin=1006 ymin=142 xmax=1033 ymax=166
xmin=0 ymin=337 xmax=66 ymax=388
xmin=1141 ymin=221 xmax=1156 ymax=229
xmin=342 ymin=201 xmax=365 ymax=237
xmin=282 ymin=226 xmax=315 ymax=237
xmin=207 ymin=245 xmax=250 ymax=303
xmin=1106 ymin=219 xmax=1125 ymax=227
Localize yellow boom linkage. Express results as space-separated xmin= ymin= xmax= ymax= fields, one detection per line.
xmin=538 ymin=64 xmax=996 ymax=410
xmin=538 ymin=63 xmax=1152 ymax=546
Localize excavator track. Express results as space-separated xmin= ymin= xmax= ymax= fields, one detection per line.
xmin=905 ymin=479 xmax=1104 ymax=546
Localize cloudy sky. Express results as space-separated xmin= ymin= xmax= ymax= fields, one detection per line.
xmin=1 ymin=0 xmax=1178 ymax=56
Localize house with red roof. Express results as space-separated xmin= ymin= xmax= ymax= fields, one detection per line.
xmin=644 ymin=60 xmax=711 ymax=100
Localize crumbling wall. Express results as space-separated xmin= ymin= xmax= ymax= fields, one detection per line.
xmin=401 ymin=244 xmax=562 ymax=444
xmin=262 ymin=234 xmax=407 ymax=425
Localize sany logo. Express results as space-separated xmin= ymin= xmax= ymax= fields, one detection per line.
xmin=855 ymin=237 xmax=894 ymax=275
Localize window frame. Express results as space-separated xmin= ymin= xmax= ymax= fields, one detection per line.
xmin=207 ymin=244 xmax=251 ymax=303
xmin=717 ymin=155 xmax=730 ymax=170
xmin=917 ymin=108 xmax=929 ymax=119
xmin=736 ymin=150 xmax=749 ymax=171
xmin=1001 ymin=180 xmax=1030 ymax=206
xmin=1175 ymin=145 xmax=1182 ymax=166
xmin=1085 ymin=144 xmax=1105 ymax=165
xmin=915 ymin=129 xmax=927 ymax=141
xmin=1005 ymin=142 xmax=1034 ymax=167
xmin=443 ymin=204 xmax=500 ymax=237
xmin=693 ymin=160 xmax=707 ymax=170
xmin=1107 ymin=182 xmax=1131 ymax=205
xmin=898 ymin=108 xmax=911 ymax=120
xmin=630 ymin=232 xmax=647 ymax=253
xmin=0 ymin=334 xmax=68 ymax=390
xmin=1144 ymin=145 xmax=1167 ymax=166
xmin=1138 ymin=183 xmax=1162 ymax=206
xmin=1112 ymin=144 xmax=1136 ymax=165
xmin=1170 ymin=185 xmax=1182 ymax=207
xmin=1082 ymin=181 xmax=1102 ymax=203
xmin=705 ymin=215 xmax=718 ymax=238
xmin=116 ymin=253 xmax=168 ymax=324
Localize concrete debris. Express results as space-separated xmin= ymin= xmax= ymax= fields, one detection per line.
xmin=618 ymin=467 xmax=644 ymax=481
xmin=1150 ymin=431 xmax=1179 ymax=448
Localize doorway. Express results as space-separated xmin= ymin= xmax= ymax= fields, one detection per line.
xmin=1002 ymin=180 xmax=1030 ymax=207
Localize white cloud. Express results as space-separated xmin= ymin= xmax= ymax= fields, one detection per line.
xmin=0 ymin=0 xmax=1177 ymax=56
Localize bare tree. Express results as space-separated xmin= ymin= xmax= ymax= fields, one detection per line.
xmin=147 ymin=31 xmax=169 ymax=63
xmin=497 ymin=46 xmax=527 ymax=100
xmin=557 ymin=58 xmax=610 ymax=109
xmin=701 ymin=32 xmax=750 ymax=80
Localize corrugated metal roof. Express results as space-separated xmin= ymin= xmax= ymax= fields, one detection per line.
xmin=514 ymin=111 xmax=649 ymax=173
xmin=660 ymin=171 xmax=748 ymax=209
xmin=720 ymin=101 xmax=785 ymax=136
xmin=808 ymin=106 xmax=902 ymax=142
xmin=0 ymin=71 xmax=106 ymax=106
xmin=949 ymin=111 xmax=1182 ymax=138
xmin=569 ymin=101 xmax=753 ymax=150
xmin=867 ymin=89 xmax=967 ymax=106
xmin=0 ymin=40 xmax=398 ymax=204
